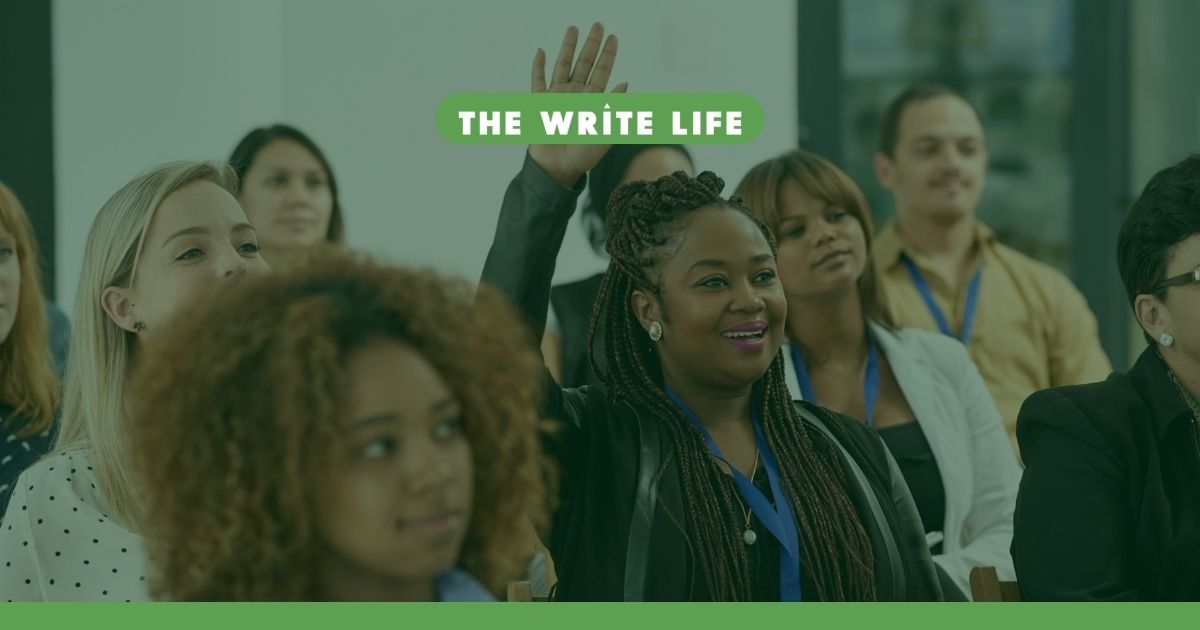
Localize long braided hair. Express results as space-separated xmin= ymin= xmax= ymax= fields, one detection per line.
xmin=587 ymin=170 xmax=877 ymax=601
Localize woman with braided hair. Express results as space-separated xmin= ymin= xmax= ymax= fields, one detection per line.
xmin=480 ymin=23 xmax=943 ymax=601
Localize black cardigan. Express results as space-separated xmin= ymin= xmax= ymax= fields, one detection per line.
xmin=1013 ymin=347 xmax=1200 ymax=601
xmin=480 ymin=155 xmax=943 ymax=601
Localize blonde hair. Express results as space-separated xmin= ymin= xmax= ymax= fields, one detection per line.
xmin=55 ymin=161 xmax=238 ymax=526
xmin=0 ymin=183 xmax=59 ymax=436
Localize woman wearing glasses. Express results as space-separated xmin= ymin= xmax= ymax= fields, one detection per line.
xmin=1012 ymin=153 xmax=1200 ymax=600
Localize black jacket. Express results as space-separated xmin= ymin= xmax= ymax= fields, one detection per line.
xmin=1013 ymin=347 xmax=1200 ymax=600
xmin=549 ymin=272 xmax=606 ymax=389
xmin=480 ymin=155 xmax=943 ymax=601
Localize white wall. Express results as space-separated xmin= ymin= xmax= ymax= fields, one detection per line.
xmin=54 ymin=0 xmax=797 ymax=309
xmin=54 ymin=0 xmax=286 ymax=311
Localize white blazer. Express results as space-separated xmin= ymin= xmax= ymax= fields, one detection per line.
xmin=783 ymin=322 xmax=1019 ymax=597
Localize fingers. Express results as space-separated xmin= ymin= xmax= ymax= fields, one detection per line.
xmin=611 ymin=81 xmax=629 ymax=94
xmin=550 ymin=25 xmax=579 ymax=87
xmin=569 ymin=22 xmax=605 ymax=85
xmin=587 ymin=34 xmax=619 ymax=92
xmin=531 ymin=48 xmax=547 ymax=93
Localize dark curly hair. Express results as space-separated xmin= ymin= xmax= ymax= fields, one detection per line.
xmin=588 ymin=170 xmax=877 ymax=601
xmin=129 ymin=253 xmax=551 ymax=600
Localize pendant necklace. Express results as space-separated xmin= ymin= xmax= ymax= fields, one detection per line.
xmin=729 ymin=448 xmax=762 ymax=546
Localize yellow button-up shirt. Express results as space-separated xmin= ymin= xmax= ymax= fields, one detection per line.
xmin=873 ymin=220 xmax=1112 ymax=456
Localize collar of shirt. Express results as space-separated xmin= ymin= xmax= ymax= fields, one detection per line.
xmin=874 ymin=218 xmax=997 ymax=272
xmin=435 ymin=569 xmax=495 ymax=602
xmin=1130 ymin=347 xmax=1195 ymax=441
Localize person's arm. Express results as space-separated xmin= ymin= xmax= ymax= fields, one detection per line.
xmin=1012 ymin=389 xmax=1137 ymax=601
xmin=480 ymin=153 xmax=584 ymax=341
xmin=542 ymin=332 xmax=565 ymax=384
xmin=477 ymin=23 xmax=626 ymax=503
xmin=931 ymin=346 xmax=1021 ymax=596
xmin=1045 ymin=271 xmax=1112 ymax=387
xmin=542 ymin=310 xmax=565 ymax=384
xmin=479 ymin=22 xmax=625 ymax=344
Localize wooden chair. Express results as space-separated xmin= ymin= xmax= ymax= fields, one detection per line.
xmin=506 ymin=581 xmax=549 ymax=602
xmin=969 ymin=566 xmax=1021 ymax=602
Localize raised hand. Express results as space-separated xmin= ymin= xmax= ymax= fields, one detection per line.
xmin=528 ymin=23 xmax=627 ymax=187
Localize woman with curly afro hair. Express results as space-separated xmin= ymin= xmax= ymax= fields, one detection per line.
xmin=128 ymin=254 xmax=550 ymax=601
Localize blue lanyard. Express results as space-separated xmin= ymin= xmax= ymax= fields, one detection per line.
xmin=901 ymin=255 xmax=983 ymax=345
xmin=789 ymin=336 xmax=880 ymax=426
xmin=664 ymin=388 xmax=803 ymax=602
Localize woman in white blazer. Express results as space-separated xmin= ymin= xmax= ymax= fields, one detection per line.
xmin=735 ymin=150 xmax=1019 ymax=597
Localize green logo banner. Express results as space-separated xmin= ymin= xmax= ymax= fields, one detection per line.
xmin=436 ymin=93 xmax=764 ymax=144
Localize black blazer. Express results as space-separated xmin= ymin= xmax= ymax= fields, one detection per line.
xmin=1013 ymin=347 xmax=1200 ymax=600
xmin=549 ymin=272 xmax=605 ymax=389
xmin=481 ymin=154 xmax=944 ymax=601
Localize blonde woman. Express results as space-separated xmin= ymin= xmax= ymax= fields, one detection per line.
xmin=0 ymin=184 xmax=60 ymax=514
xmin=0 ymin=162 xmax=270 ymax=601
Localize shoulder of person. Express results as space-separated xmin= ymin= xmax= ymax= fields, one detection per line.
xmin=876 ymin=325 xmax=974 ymax=383
xmin=989 ymin=240 xmax=1083 ymax=301
xmin=12 ymin=447 xmax=102 ymax=508
xmin=794 ymin=401 xmax=889 ymax=470
xmin=882 ymin=326 xmax=968 ymax=362
xmin=1016 ymin=373 xmax=1141 ymax=458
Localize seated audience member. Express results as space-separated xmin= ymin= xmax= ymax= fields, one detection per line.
xmin=130 ymin=254 xmax=548 ymax=601
xmin=228 ymin=124 xmax=346 ymax=270
xmin=871 ymin=84 xmax=1111 ymax=455
xmin=0 ymin=184 xmax=60 ymax=514
xmin=0 ymin=161 xmax=270 ymax=600
xmin=735 ymin=150 xmax=1018 ymax=597
xmin=479 ymin=23 xmax=945 ymax=601
xmin=1012 ymin=153 xmax=1200 ymax=600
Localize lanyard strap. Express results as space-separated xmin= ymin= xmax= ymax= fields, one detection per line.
xmin=901 ymin=255 xmax=983 ymax=344
xmin=789 ymin=337 xmax=880 ymax=426
xmin=664 ymin=388 xmax=803 ymax=601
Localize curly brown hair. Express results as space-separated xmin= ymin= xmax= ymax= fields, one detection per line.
xmin=129 ymin=253 xmax=551 ymax=600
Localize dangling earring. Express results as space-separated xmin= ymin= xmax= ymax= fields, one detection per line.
xmin=1160 ymin=332 xmax=1175 ymax=348
xmin=648 ymin=321 xmax=663 ymax=342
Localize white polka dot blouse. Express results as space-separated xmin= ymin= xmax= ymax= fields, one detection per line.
xmin=0 ymin=447 xmax=150 ymax=601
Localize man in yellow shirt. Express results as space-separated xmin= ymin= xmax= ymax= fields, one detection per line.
xmin=871 ymin=85 xmax=1112 ymax=456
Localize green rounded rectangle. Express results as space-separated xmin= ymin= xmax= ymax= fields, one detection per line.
xmin=436 ymin=93 xmax=764 ymax=144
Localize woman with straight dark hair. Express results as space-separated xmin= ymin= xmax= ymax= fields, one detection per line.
xmin=229 ymin=124 xmax=344 ymax=269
